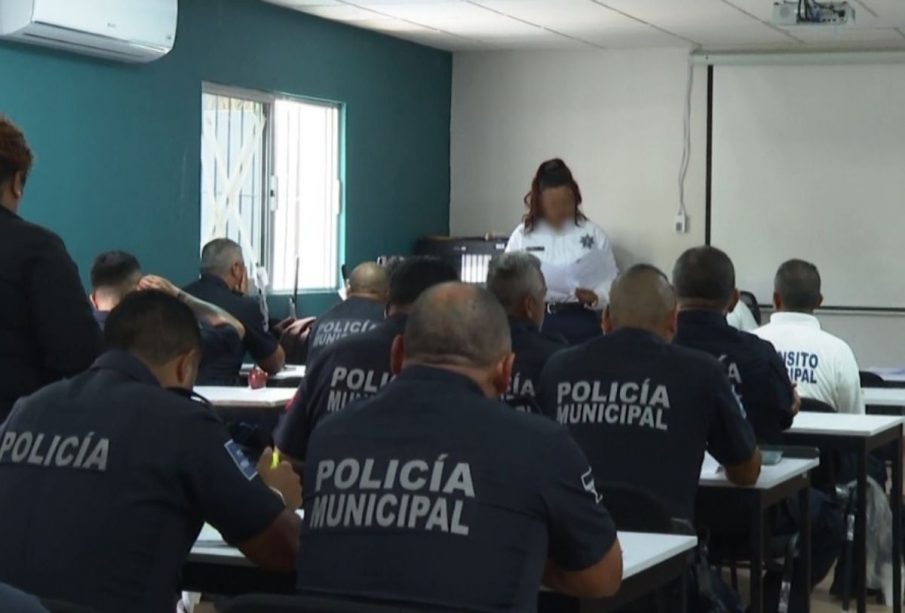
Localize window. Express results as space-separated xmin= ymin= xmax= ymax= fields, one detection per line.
xmin=200 ymin=84 xmax=342 ymax=293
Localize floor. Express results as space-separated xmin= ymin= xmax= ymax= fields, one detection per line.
xmin=734 ymin=567 xmax=891 ymax=612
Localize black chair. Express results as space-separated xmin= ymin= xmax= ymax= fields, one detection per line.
xmin=738 ymin=291 xmax=762 ymax=326
xmin=859 ymin=370 xmax=886 ymax=388
xmin=799 ymin=397 xmax=835 ymax=414
xmin=219 ymin=594 xmax=423 ymax=613
xmin=707 ymin=444 xmax=820 ymax=609
xmin=596 ymin=481 xmax=689 ymax=534
xmin=593 ymin=482 xmax=686 ymax=613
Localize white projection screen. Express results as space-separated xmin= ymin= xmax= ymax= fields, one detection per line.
xmin=710 ymin=62 xmax=905 ymax=310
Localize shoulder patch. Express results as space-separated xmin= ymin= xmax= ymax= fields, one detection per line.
xmin=224 ymin=440 xmax=257 ymax=481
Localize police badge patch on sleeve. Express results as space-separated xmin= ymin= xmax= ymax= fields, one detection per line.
xmin=581 ymin=467 xmax=602 ymax=503
xmin=224 ymin=440 xmax=258 ymax=481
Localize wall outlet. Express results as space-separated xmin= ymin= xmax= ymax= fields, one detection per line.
xmin=674 ymin=212 xmax=689 ymax=234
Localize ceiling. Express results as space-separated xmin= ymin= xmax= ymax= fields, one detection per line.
xmin=263 ymin=0 xmax=905 ymax=52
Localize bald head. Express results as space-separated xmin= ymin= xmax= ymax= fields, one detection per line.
xmin=347 ymin=262 xmax=389 ymax=301
xmin=404 ymin=283 xmax=511 ymax=370
xmin=606 ymin=264 xmax=678 ymax=340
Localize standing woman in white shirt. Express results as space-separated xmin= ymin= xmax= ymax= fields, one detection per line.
xmin=506 ymin=159 xmax=618 ymax=344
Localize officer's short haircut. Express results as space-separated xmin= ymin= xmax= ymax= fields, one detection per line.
xmin=486 ymin=252 xmax=545 ymax=314
xmin=609 ymin=264 xmax=676 ymax=329
xmin=348 ymin=262 xmax=389 ymax=295
xmin=404 ymin=283 xmax=511 ymax=368
xmin=775 ymin=259 xmax=822 ymax=311
xmin=672 ymin=246 xmax=736 ymax=307
xmin=200 ymin=238 xmax=243 ymax=276
xmin=105 ymin=291 xmax=202 ymax=366
xmin=387 ymin=256 xmax=459 ymax=309
xmin=90 ymin=251 xmax=141 ymax=291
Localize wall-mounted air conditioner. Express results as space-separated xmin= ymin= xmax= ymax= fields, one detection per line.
xmin=0 ymin=0 xmax=178 ymax=63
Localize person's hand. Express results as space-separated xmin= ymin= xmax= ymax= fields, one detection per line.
xmin=257 ymin=447 xmax=302 ymax=510
xmin=575 ymin=288 xmax=599 ymax=307
xmin=791 ymin=385 xmax=801 ymax=416
xmin=234 ymin=267 xmax=250 ymax=295
xmin=138 ymin=275 xmax=179 ymax=297
xmin=283 ymin=317 xmax=316 ymax=338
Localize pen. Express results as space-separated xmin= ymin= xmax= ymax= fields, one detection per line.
xmin=271 ymin=449 xmax=280 ymax=469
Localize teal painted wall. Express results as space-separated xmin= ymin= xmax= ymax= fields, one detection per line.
xmin=0 ymin=0 xmax=451 ymax=316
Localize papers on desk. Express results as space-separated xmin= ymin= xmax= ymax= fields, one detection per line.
xmin=197 ymin=523 xmax=228 ymax=547
xmin=701 ymin=452 xmax=724 ymax=476
xmin=541 ymin=249 xmax=618 ymax=296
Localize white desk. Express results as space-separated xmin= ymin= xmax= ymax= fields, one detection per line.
xmin=186 ymin=529 xmax=696 ymax=612
xmin=699 ymin=454 xmax=819 ymax=490
xmin=862 ymin=387 xmax=905 ymax=408
xmin=618 ymin=532 xmax=697 ymax=579
xmin=194 ymin=386 xmax=295 ymax=409
xmin=783 ymin=411 xmax=904 ymax=613
xmin=790 ymin=411 xmax=905 ymax=434
xmin=697 ymin=455 xmax=817 ymax=613
xmin=190 ymin=528 xmax=696 ymax=580
xmin=240 ymin=364 xmax=306 ymax=382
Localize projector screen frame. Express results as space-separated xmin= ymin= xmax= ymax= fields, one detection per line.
xmin=701 ymin=62 xmax=905 ymax=314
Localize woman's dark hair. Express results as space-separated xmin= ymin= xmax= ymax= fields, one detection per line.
xmin=523 ymin=158 xmax=586 ymax=232
xmin=0 ymin=116 xmax=33 ymax=188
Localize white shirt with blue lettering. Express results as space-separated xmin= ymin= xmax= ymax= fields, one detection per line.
xmin=505 ymin=219 xmax=618 ymax=305
xmin=754 ymin=312 xmax=865 ymax=414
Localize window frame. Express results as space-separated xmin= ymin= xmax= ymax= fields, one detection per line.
xmin=201 ymin=82 xmax=344 ymax=295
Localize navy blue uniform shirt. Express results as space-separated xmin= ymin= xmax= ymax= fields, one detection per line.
xmin=0 ymin=351 xmax=285 ymax=613
xmin=306 ymin=296 xmax=385 ymax=365
xmin=0 ymin=206 xmax=102 ymax=420
xmin=183 ymin=274 xmax=278 ymax=384
xmin=674 ymin=310 xmax=795 ymax=443
xmin=275 ymin=314 xmax=405 ymax=461
xmin=538 ymin=328 xmax=757 ymax=521
xmin=300 ymin=365 xmax=617 ymax=612
xmin=95 ymin=310 xmax=241 ymax=368
xmin=506 ymin=318 xmax=567 ymax=414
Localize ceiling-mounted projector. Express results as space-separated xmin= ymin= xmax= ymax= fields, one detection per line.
xmin=773 ymin=0 xmax=854 ymax=26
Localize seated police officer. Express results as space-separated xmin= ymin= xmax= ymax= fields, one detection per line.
xmin=755 ymin=259 xmax=865 ymax=414
xmin=299 ymin=283 xmax=623 ymax=609
xmin=486 ymin=252 xmax=566 ymax=413
xmin=0 ymin=291 xmax=301 ymax=613
xmin=89 ymin=250 xmax=142 ymax=328
xmin=275 ymin=256 xmax=458 ymax=464
xmin=672 ymin=246 xmax=797 ymax=443
xmin=184 ymin=238 xmax=285 ymax=383
xmin=90 ymin=250 xmax=245 ymax=339
xmin=537 ymin=264 xmax=761 ymax=521
xmin=306 ymin=261 xmax=389 ymax=365
xmin=673 ymin=249 xmax=842 ymax=612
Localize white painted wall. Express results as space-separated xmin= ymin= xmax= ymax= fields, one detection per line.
xmin=450 ymin=48 xmax=905 ymax=368
xmin=451 ymin=48 xmax=708 ymax=271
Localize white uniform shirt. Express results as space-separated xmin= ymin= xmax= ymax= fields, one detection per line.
xmin=505 ymin=219 xmax=618 ymax=305
xmin=727 ymin=301 xmax=759 ymax=332
xmin=754 ymin=312 xmax=865 ymax=414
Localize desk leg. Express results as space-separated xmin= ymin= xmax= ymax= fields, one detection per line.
xmin=893 ymin=430 xmax=903 ymax=613
xmin=857 ymin=446 xmax=868 ymax=613
xmin=751 ymin=494 xmax=764 ymax=613
xmin=679 ymin=571 xmax=688 ymax=613
xmin=800 ymin=483 xmax=811 ymax=613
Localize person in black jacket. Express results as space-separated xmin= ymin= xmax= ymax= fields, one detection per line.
xmin=0 ymin=116 xmax=102 ymax=420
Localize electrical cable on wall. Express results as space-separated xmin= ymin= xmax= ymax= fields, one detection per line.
xmin=675 ymin=54 xmax=694 ymax=233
